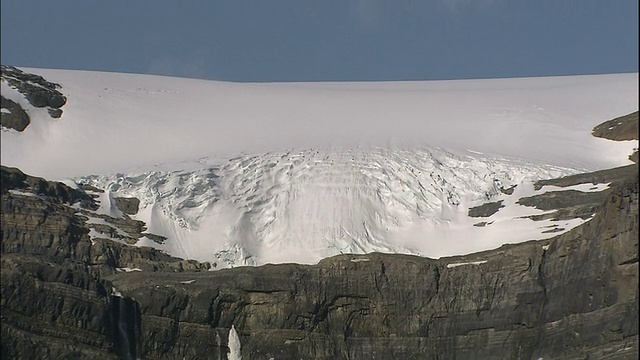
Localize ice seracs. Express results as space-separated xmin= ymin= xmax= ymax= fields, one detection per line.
xmin=79 ymin=146 xmax=581 ymax=267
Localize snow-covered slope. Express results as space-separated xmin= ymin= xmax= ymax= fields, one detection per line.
xmin=2 ymin=69 xmax=637 ymax=178
xmin=1 ymin=68 xmax=638 ymax=267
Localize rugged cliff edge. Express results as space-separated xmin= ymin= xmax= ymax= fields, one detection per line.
xmin=1 ymin=161 xmax=637 ymax=359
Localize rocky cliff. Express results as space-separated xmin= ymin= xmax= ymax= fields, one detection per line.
xmin=1 ymin=161 xmax=637 ymax=359
xmin=0 ymin=166 xmax=213 ymax=359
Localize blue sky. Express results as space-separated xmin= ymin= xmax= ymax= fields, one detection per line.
xmin=1 ymin=1 xmax=638 ymax=82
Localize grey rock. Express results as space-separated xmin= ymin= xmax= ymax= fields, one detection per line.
xmin=48 ymin=108 xmax=63 ymax=118
xmin=517 ymin=189 xmax=606 ymax=220
xmin=114 ymin=197 xmax=140 ymax=215
xmin=591 ymin=111 xmax=639 ymax=162
xmin=592 ymin=111 xmax=638 ymax=141
xmin=534 ymin=163 xmax=638 ymax=190
xmin=0 ymin=96 xmax=30 ymax=131
xmin=468 ymin=200 xmax=504 ymax=218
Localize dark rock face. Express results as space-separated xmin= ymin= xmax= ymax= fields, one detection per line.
xmin=1 ymin=165 xmax=97 ymax=209
xmin=114 ymin=197 xmax=141 ymax=215
xmin=1 ymin=166 xmax=213 ymax=359
xmin=0 ymin=96 xmax=30 ymax=131
xmin=1 ymin=166 xmax=637 ymax=358
xmin=1 ymin=255 xmax=118 ymax=359
xmin=592 ymin=111 xmax=639 ymax=141
xmin=517 ymin=189 xmax=607 ymax=221
xmin=110 ymin=295 xmax=142 ymax=360
xmin=0 ymin=166 xmax=208 ymax=273
xmin=468 ymin=200 xmax=504 ymax=217
xmin=534 ymin=163 xmax=638 ymax=190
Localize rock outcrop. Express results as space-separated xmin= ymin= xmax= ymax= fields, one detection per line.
xmin=1 ymin=65 xmax=67 ymax=131
xmin=1 ymin=65 xmax=66 ymax=110
xmin=592 ymin=111 xmax=639 ymax=162
xmin=114 ymin=197 xmax=141 ymax=215
xmin=592 ymin=111 xmax=639 ymax=142
xmin=0 ymin=96 xmax=30 ymax=131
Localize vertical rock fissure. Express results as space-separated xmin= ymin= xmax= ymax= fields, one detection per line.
xmin=111 ymin=295 xmax=141 ymax=360
xmin=434 ymin=266 xmax=441 ymax=295
xmin=533 ymin=248 xmax=549 ymax=354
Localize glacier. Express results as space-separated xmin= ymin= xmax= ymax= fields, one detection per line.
xmin=1 ymin=68 xmax=637 ymax=267
xmin=79 ymin=147 xmax=584 ymax=266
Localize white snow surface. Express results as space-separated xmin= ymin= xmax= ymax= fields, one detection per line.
xmin=1 ymin=68 xmax=638 ymax=267
xmin=2 ymin=69 xmax=637 ymax=177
